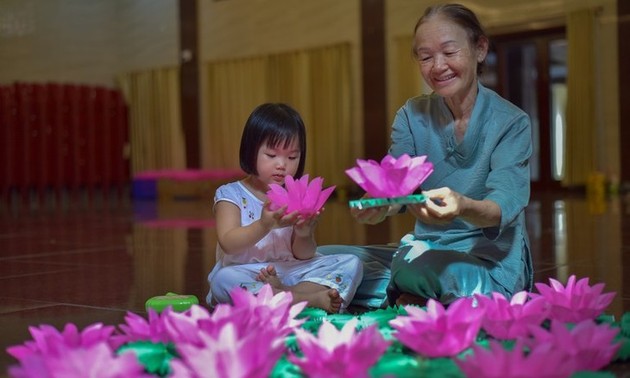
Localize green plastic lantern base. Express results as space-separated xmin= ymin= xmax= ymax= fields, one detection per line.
xmin=348 ymin=194 xmax=427 ymax=210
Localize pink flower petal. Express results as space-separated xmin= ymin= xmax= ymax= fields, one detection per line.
xmin=302 ymin=176 xmax=323 ymax=211
xmin=266 ymin=183 xmax=288 ymax=211
xmin=284 ymin=175 xmax=302 ymax=213
xmin=315 ymin=186 xmax=336 ymax=212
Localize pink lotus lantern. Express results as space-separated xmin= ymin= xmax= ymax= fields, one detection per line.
xmin=530 ymin=275 xmax=616 ymax=323
xmin=475 ymin=291 xmax=548 ymax=340
xmin=7 ymin=323 xmax=146 ymax=378
xmin=217 ymin=284 xmax=306 ymax=337
xmin=172 ymin=323 xmax=287 ymax=378
xmin=289 ymin=318 xmax=390 ymax=378
xmin=267 ymin=174 xmax=336 ymax=217
xmin=7 ymin=323 xmax=115 ymax=360
xmin=389 ymin=297 xmax=484 ymax=358
xmin=456 ymin=339 xmax=575 ymax=378
xmin=18 ymin=343 xmax=147 ymax=378
xmin=345 ymin=154 xmax=433 ymax=198
xmin=527 ymin=320 xmax=620 ymax=372
xmin=163 ymin=285 xmax=306 ymax=346
xmin=162 ymin=285 xmax=304 ymax=378
xmin=110 ymin=309 xmax=171 ymax=349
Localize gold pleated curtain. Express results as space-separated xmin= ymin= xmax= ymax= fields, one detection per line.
xmin=563 ymin=8 xmax=596 ymax=187
xmin=394 ymin=36 xmax=426 ymax=108
xmin=117 ymin=67 xmax=186 ymax=174
xmin=203 ymin=43 xmax=355 ymax=189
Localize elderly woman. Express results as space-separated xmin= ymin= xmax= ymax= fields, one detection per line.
xmin=319 ymin=3 xmax=532 ymax=308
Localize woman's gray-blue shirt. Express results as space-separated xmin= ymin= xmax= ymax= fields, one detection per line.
xmin=389 ymin=82 xmax=533 ymax=299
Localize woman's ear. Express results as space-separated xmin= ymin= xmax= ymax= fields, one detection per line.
xmin=476 ymin=36 xmax=489 ymax=63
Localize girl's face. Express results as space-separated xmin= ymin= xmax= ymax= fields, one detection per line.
xmin=255 ymin=137 xmax=301 ymax=187
xmin=414 ymin=15 xmax=487 ymax=101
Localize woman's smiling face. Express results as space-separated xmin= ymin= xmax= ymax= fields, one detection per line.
xmin=414 ymin=15 xmax=487 ymax=101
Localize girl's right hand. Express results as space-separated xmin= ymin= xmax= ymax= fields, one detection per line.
xmin=260 ymin=201 xmax=299 ymax=230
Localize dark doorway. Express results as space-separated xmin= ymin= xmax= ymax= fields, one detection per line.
xmin=481 ymin=28 xmax=567 ymax=192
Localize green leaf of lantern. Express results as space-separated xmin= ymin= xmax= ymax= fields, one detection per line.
xmin=117 ymin=341 xmax=177 ymax=377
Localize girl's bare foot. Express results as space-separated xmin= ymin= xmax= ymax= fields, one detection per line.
xmin=324 ymin=289 xmax=343 ymax=313
xmin=256 ymin=265 xmax=286 ymax=290
xmin=256 ymin=270 xmax=342 ymax=313
xmin=395 ymin=293 xmax=428 ymax=307
xmin=255 ymin=264 xmax=275 ymax=281
xmin=293 ymin=288 xmax=342 ymax=313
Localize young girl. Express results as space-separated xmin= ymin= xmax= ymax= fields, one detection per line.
xmin=206 ymin=103 xmax=363 ymax=313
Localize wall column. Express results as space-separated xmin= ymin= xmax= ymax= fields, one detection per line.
xmin=619 ymin=0 xmax=630 ymax=186
xmin=179 ymin=0 xmax=205 ymax=298
xmin=179 ymin=0 xmax=200 ymax=168
xmin=361 ymin=0 xmax=390 ymax=244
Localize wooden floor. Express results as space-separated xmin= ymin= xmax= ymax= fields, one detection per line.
xmin=2 ymin=189 xmax=630 ymax=375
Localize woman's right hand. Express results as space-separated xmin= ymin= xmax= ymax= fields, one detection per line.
xmin=407 ymin=187 xmax=462 ymax=225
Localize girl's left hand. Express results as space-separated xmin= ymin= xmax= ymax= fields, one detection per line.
xmin=293 ymin=211 xmax=321 ymax=237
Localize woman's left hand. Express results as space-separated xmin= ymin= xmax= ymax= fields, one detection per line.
xmin=408 ymin=187 xmax=464 ymax=225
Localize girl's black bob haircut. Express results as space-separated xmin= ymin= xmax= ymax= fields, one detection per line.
xmin=239 ymin=103 xmax=307 ymax=178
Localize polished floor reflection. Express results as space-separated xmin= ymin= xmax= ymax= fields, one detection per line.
xmin=1 ymin=190 xmax=630 ymax=375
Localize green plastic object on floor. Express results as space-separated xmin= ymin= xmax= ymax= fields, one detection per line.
xmin=145 ymin=292 xmax=199 ymax=313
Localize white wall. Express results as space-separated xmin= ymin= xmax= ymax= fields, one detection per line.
xmin=0 ymin=0 xmax=178 ymax=87
xmin=116 ymin=0 xmax=179 ymax=75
